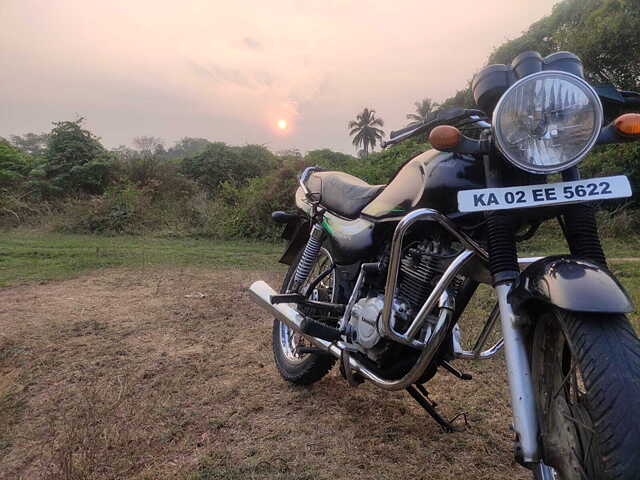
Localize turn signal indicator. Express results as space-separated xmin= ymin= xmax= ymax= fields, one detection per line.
xmin=614 ymin=113 xmax=640 ymax=137
xmin=429 ymin=125 xmax=462 ymax=150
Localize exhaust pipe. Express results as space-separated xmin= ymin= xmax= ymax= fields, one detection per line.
xmin=248 ymin=280 xmax=334 ymax=354
xmin=248 ymin=280 xmax=454 ymax=391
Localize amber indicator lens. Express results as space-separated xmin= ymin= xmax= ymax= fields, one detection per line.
xmin=614 ymin=113 xmax=640 ymax=136
xmin=429 ymin=125 xmax=462 ymax=150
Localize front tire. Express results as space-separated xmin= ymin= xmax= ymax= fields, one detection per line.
xmin=530 ymin=308 xmax=640 ymax=479
xmin=272 ymin=245 xmax=337 ymax=385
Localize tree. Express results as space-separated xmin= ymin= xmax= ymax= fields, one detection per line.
xmin=406 ymin=98 xmax=438 ymax=126
xmin=132 ymin=136 xmax=165 ymax=156
xmin=440 ymin=84 xmax=477 ymax=110
xmin=112 ymin=145 xmax=138 ymax=161
xmin=348 ymin=108 xmax=385 ymax=157
xmin=0 ymin=139 xmax=33 ymax=188
xmin=305 ymin=149 xmax=357 ymax=170
xmin=33 ymin=118 xmax=113 ymax=197
xmin=165 ymin=137 xmax=211 ymax=160
xmin=487 ymin=0 xmax=640 ymax=90
xmin=10 ymin=132 xmax=49 ymax=157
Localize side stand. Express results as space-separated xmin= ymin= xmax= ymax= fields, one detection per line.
xmin=406 ymin=384 xmax=467 ymax=433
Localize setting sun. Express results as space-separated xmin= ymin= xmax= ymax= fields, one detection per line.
xmin=277 ymin=119 xmax=288 ymax=130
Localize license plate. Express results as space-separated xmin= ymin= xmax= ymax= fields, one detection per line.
xmin=457 ymin=175 xmax=632 ymax=213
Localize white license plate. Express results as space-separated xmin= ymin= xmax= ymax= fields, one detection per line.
xmin=458 ymin=175 xmax=632 ymax=213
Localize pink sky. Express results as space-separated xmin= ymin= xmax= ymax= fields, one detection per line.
xmin=0 ymin=0 xmax=559 ymax=153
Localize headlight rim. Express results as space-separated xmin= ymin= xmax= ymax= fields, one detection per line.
xmin=492 ymin=70 xmax=604 ymax=174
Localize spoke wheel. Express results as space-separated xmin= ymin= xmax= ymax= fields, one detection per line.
xmin=272 ymin=245 xmax=337 ymax=385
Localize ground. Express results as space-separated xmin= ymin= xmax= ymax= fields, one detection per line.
xmin=0 ymin=233 xmax=638 ymax=480
xmin=1 ymin=266 xmax=531 ymax=480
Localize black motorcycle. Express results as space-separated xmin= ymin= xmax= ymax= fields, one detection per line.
xmin=249 ymin=51 xmax=640 ymax=479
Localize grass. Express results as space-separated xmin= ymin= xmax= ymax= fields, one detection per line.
xmin=610 ymin=261 xmax=640 ymax=328
xmin=0 ymin=231 xmax=285 ymax=287
xmin=519 ymin=222 xmax=640 ymax=258
xmin=1 ymin=225 xmax=638 ymax=289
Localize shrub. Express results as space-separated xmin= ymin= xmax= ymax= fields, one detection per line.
xmin=181 ymin=142 xmax=276 ymax=193
xmin=0 ymin=139 xmax=33 ymax=188
xmin=582 ymin=143 xmax=640 ymax=207
xmin=27 ymin=119 xmax=115 ymax=199
xmin=55 ymin=185 xmax=150 ymax=234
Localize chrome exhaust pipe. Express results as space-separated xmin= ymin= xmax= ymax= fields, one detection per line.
xmin=248 ymin=280 xmax=455 ymax=391
xmin=248 ymin=280 xmax=335 ymax=353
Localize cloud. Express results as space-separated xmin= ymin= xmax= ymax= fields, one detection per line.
xmin=187 ymin=61 xmax=273 ymax=89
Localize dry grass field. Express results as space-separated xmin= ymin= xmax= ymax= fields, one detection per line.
xmin=0 ymin=266 xmax=533 ymax=480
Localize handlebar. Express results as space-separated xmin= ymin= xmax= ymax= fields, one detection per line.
xmin=383 ymin=108 xmax=487 ymax=148
xmin=389 ymin=122 xmax=426 ymax=140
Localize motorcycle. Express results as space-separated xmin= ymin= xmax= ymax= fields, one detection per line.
xmin=249 ymin=51 xmax=640 ymax=479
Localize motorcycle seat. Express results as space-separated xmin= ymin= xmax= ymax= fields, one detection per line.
xmin=305 ymin=171 xmax=385 ymax=219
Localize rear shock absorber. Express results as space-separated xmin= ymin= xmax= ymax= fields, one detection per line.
xmin=290 ymin=223 xmax=325 ymax=291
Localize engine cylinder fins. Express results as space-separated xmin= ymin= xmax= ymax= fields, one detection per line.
xmin=397 ymin=246 xmax=441 ymax=311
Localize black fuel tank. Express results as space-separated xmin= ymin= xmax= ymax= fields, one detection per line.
xmin=360 ymin=149 xmax=485 ymax=221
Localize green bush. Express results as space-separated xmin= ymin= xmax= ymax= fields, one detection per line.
xmin=191 ymin=156 xmax=307 ymax=240
xmin=27 ymin=119 xmax=114 ymax=199
xmin=56 ymin=185 xmax=151 ymax=234
xmin=0 ymin=139 xmax=33 ymax=188
xmin=582 ymin=143 xmax=640 ymax=207
xmin=181 ymin=142 xmax=276 ymax=193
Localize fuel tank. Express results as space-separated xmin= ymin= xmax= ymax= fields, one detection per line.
xmin=360 ymin=149 xmax=485 ymax=222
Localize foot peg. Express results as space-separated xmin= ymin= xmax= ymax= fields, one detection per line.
xmin=300 ymin=317 xmax=341 ymax=342
xmin=271 ymin=211 xmax=299 ymax=224
xmin=270 ymin=293 xmax=345 ymax=315
xmin=297 ymin=346 xmax=330 ymax=355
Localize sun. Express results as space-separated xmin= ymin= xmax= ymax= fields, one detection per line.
xmin=277 ymin=119 xmax=288 ymax=130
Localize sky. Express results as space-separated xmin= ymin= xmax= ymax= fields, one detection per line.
xmin=0 ymin=0 xmax=559 ymax=154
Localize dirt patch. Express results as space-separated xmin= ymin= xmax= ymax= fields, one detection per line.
xmin=0 ymin=268 xmax=528 ymax=479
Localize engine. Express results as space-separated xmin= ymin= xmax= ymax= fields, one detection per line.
xmin=393 ymin=240 xmax=460 ymax=334
xmin=347 ymin=239 xmax=461 ymax=363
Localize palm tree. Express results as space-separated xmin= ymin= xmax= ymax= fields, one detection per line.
xmin=406 ymin=98 xmax=438 ymax=126
xmin=348 ymin=108 xmax=385 ymax=157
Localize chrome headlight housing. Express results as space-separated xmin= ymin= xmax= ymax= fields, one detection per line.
xmin=492 ymin=71 xmax=603 ymax=174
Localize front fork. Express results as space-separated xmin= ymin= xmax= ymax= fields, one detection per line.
xmin=483 ymin=151 xmax=552 ymax=476
xmin=495 ymin=282 xmax=540 ymax=464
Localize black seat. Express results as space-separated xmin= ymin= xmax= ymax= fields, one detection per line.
xmin=305 ymin=171 xmax=385 ymax=219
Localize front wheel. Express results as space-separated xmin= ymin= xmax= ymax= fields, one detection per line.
xmin=530 ymin=308 xmax=640 ymax=479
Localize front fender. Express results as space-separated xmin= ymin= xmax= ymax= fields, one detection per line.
xmin=509 ymin=255 xmax=634 ymax=314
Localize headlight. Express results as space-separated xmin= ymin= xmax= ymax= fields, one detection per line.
xmin=493 ymin=71 xmax=603 ymax=174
